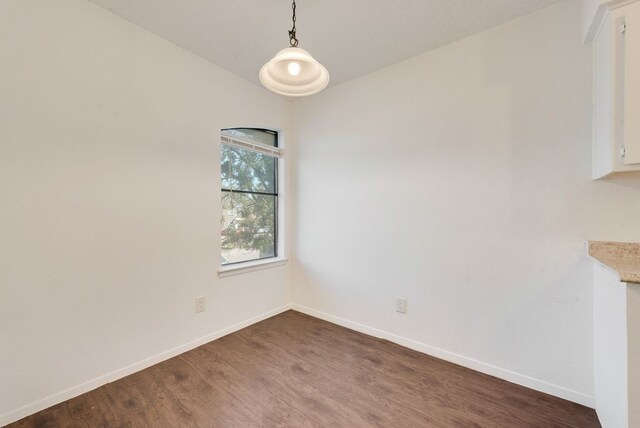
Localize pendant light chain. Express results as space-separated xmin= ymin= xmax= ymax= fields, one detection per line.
xmin=288 ymin=0 xmax=298 ymax=47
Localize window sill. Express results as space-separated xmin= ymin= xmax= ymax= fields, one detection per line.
xmin=218 ymin=257 xmax=289 ymax=278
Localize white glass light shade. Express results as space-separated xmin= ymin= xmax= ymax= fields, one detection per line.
xmin=259 ymin=47 xmax=329 ymax=97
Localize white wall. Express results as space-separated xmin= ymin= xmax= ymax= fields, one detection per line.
xmin=292 ymin=0 xmax=640 ymax=406
xmin=0 ymin=0 xmax=291 ymax=424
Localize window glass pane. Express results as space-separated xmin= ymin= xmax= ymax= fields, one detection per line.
xmin=221 ymin=191 xmax=276 ymax=265
xmin=221 ymin=144 xmax=276 ymax=194
xmin=222 ymin=128 xmax=277 ymax=147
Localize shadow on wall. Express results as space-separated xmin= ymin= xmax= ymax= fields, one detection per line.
xmin=599 ymin=171 xmax=640 ymax=190
xmin=589 ymin=172 xmax=640 ymax=243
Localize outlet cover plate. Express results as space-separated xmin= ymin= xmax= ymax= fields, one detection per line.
xmin=196 ymin=296 xmax=206 ymax=313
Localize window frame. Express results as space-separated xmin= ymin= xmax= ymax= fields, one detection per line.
xmin=220 ymin=127 xmax=280 ymax=268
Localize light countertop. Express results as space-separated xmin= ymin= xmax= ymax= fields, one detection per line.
xmin=588 ymin=241 xmax=640 ymax=284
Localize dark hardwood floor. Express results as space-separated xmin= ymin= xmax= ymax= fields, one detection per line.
xmin=9 ymin=310 xmax=600 ymax=427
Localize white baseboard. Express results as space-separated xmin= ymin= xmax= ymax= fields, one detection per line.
xmin=291 ymin=304 xmax=595 ymax=409
xmin=0 ymin=304 xmax=292 ymax=427
xmin=2 ymin=302 xmax=595 ymax=426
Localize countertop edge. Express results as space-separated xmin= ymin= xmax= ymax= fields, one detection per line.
xmin=588 ymin=241 xmax=640 ymax=285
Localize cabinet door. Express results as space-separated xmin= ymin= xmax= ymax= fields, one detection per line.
xmin=624 ymin=3 xmax=640 ymax=164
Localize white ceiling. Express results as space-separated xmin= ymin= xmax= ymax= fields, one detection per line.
xmin=87 ymin=0 xmax=562 ymax=88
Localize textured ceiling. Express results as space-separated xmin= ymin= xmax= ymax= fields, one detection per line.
xmin=87 ymin=0 xmax=562 ymax=88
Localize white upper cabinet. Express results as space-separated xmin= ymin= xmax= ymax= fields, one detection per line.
xmin=624 ymin=6 xmax=640 ymax=165
xmin=587 ymin=0 xmax=640 ymax=179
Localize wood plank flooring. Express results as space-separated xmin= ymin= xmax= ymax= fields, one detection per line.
xmin=9 ymin=310 xmax=600 ymax=427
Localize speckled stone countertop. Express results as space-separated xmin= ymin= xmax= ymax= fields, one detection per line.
xmin=588 ymin=241 xmax=640 ymax=284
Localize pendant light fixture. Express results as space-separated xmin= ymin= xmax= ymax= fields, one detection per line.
xmin=259 ymin=0 xmax=329 ymax=97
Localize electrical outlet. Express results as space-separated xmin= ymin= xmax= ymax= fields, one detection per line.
xmin=195 ymin=296 xmax=206 ymax=313
xmin=396 ymin=297 xmax=407 ymax=314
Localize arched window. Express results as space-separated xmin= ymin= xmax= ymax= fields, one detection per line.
xmin=220 ymin=128 xmax=280 ymax=265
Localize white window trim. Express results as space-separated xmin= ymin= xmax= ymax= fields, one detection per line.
xmin=220 ymin=130 xmax=286 ymax=275
xmin=218 ymin=257 xmax=288 ymax=278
